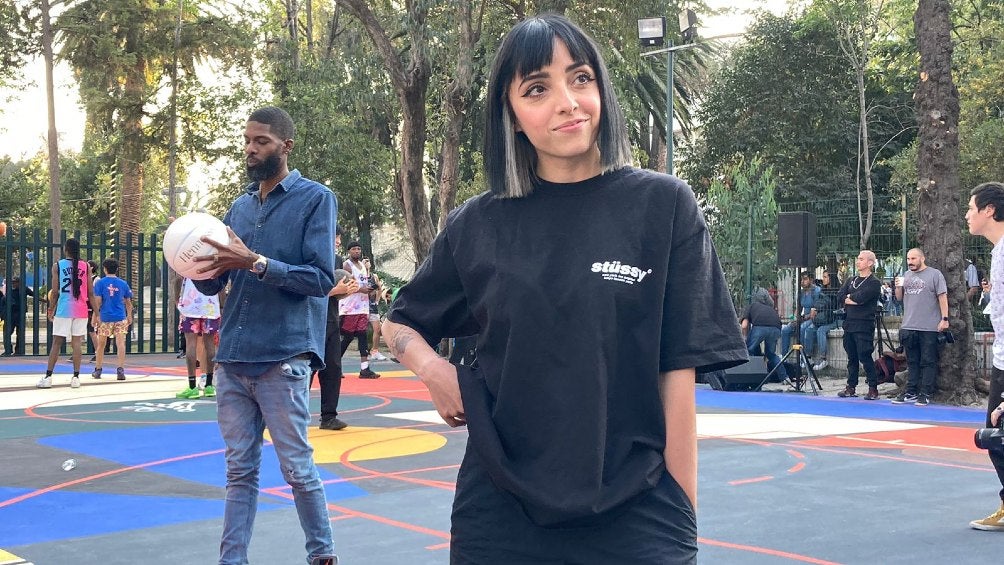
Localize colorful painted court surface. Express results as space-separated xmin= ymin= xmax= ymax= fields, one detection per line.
xmin=1 ymin=354 xmax=1001 ymax=564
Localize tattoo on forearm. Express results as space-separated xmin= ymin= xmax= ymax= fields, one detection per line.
xmin=389 ymin=327 xmax=418 ymax=358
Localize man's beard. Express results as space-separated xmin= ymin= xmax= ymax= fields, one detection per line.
xmin=247 ymin=152 xmax=282 ymax=182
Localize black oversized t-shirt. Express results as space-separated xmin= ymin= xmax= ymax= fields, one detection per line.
xmin=388 ymin=166 xmax=747 ymax=526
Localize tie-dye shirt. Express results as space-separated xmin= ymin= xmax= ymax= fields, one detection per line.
xmin=178 ymin=278 xmax=221 ymax=320
xmin=54 ymin=258 xmax=90 ymax=319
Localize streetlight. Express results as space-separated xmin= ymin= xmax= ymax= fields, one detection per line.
xmin=639 ymin=9 xmax=698 ymax=176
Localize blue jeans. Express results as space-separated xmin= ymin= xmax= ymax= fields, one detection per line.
xmin=781 ymin=320 xmax=813 ymax=354
xmin=747 ymin=326 xmax=787 ymax=380
xmin=216 ymin=357 xmax=334 ymax=565
xmin=802 ymin=321 xmax=837 ymax=359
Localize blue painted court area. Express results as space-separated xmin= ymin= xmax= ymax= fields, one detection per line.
xmin=1 ymin=355 xmax=1002 ymax=564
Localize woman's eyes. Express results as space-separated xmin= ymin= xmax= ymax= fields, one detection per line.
xmin=522 ymin=70 xmax=595 ymax=97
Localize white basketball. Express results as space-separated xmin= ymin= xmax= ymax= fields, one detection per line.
xmin=163 ymin=212 xmax=229 ymax=280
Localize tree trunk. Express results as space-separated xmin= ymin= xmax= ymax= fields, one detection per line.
xmin=914 ymin=0 xmax=978 ymax=405
xmin=400 ymin=93 xmax=436 ymax=264
xmin=40 ymin=0 xmax=61 ymax=238
xmin=120 ymin=54 xmax=146 ymax=290
xmin=856 ymin=66 xmax=874 ymax=249
xmin=285 ymin=0 xmax=300 ymax=71
xmin=648 ymin=132 xmax=665 ymax=172
xmin=339 ymin=0 xmax=435 ymax=265
xmin=436 ymin=1 xmax=483 ymax=233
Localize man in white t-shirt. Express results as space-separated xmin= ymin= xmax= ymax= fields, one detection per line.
xmin=338 ymin=241 xmax=380 ymax=378
xmin=174 ymin=276 xmax=224 ymax=398
xmin=964 ymin=181 xmax=1004 ymax=531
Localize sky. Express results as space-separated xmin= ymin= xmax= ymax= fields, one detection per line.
xmin=0 ymin=0 xmax=791 ymax=162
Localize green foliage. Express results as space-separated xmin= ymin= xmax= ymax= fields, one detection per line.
xmin=54 ymin=0 xmax=255 ymax=231
xmin=682 ymin=3 xmax=916 ymax=204
xmin=682 ymin=10 xmax=857 ymax=199
xmin=705 ymin=156 xmax=779 ymax=308
xmin=885 ymin=0 xmax=1004 ymax=212
xmin=0 ymin=156 xmax=48 ymax=231
xmin=0 ymin=1 xmax=38 ymax=88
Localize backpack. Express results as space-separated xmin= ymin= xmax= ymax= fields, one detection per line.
xmin=873 ymin=316 xmax=905 ymax=384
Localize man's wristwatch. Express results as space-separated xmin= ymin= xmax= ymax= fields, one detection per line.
xmin=942 ymin=316 xmax=949 ymax=321
xmin=250 ymin=254 xmax=268 ymax=275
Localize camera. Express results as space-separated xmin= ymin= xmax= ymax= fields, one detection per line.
xmin=938 ymin=330 xmax=955 ymax=345
xmin=975 ymin=394 xmax=1004 ymax=451
xmin=975 ymin=421 xmax=1004 ymax=451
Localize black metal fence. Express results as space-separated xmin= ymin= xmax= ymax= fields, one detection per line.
xmin=1 ymin=228 xmax=176 ymax=356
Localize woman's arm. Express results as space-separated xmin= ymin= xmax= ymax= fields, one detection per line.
xmin=382 ymin=319 xmax=466 ymax=427
xmin=661 ymin=367 xmax=697 ymax=509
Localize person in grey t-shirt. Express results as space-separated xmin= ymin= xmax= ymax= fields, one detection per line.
xmin=893 ymin=248 xmax=948 ymax=405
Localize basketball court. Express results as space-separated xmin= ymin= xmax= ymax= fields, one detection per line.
xmin=0 ymin=354 xmax=999 ymax=564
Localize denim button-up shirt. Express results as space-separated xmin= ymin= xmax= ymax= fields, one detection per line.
xmin=193 ymin=169 xmax=336 ymax=373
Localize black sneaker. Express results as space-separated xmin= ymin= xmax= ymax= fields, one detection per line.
xmin=359 ymin=368 xmax=381 ymax=379
xmin=116 ymin=367 xmax=126 ymax=381
xmin=319 ymin=417 xmax=348 ymax=431
xmin=310 ymin=555 xmax=338 ymax=565
xmin=914 ymin=395 xmax=930 ymax=406
xmin=892 ymin=393 xmax=918 ymax=404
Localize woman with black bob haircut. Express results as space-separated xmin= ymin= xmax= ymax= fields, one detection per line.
xmin=384 ymin=13 xmax=745 ymax=564
xmin=483 ymin=14 xmax=632 ymax=198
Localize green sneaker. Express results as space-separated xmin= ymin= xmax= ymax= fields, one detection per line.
xmin=203 ymin=385 xmax=216 ymax=398
xmin=176 ymin=387 xmax=201 ymax=399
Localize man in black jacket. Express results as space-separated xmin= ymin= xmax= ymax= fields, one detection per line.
xmin=837 ymin=250 xmax=883 ymax=399
xmin=2 ymin=276 xmax=33 ymax=356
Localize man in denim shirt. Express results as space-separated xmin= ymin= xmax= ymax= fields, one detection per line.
xmin=192 ymin=106 xmax=338 ymax=565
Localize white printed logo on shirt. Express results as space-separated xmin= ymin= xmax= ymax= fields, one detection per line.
xmin=590 ymin=260 xmax=653 ymax=285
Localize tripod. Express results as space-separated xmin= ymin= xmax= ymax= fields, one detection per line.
xmin=756 ymin=267 xmax=822 ymax=395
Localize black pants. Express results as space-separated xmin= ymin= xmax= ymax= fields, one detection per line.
xmin=450 ymin=447 xmax=697 ymax=564
xmin=900 ymin=329 xmax=939 ymax=397
xmin=3 ymin=315 xmax=24 ymax=354
xmin=843 ymin=330 xmax=878 ymax=388
xmin=317 ymin=320 xmax=344 ymax=419
xmin=987 ymin=367 xmax=1004 ymax=501
xmin=340 ymin=329 xmax=369 ymax=358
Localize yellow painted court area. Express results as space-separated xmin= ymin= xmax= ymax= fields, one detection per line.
xmin=0 ymin=548 xmax=32 ymax=564
xmin=265 ymin=426 xmax=448 ymax=463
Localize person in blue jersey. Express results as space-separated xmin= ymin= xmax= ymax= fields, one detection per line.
xmin=40 ymin=238 xmax=92 ymax=389
xmin=90 ymin=258 xmax=134 ymax=381
xmin=382 ymin=14 xmax=746 ymax=564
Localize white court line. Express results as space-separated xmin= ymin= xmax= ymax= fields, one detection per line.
xmin=378 ymin=411 xmax=932 ymax=440
xmin=378 ymin=410 xmax=446 ymax=425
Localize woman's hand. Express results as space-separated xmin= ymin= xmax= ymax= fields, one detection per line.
xmin=420 ymin=357 xmax=466 ymax=427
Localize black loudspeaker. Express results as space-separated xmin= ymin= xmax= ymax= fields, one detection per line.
xmin=777 ymin=211 xmax=817 ymax=267
xmin=706 ymin=356 xmax=770 ymax=391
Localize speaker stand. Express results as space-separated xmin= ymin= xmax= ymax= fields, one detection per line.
xmin=756 ymin=343 xmax=820 ymax=394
